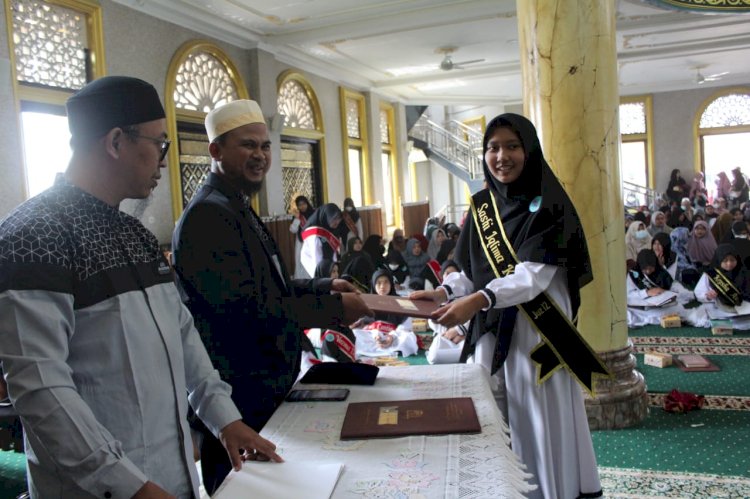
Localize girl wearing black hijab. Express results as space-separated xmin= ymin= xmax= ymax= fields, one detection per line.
xmin=666 ymin=169 xmax=689 ymax=205
xmin=340 ymin=197 xmax=363 ymax=253
xmin=362 ymin=234 xmax=388 ymax=270
xmin=290 ymin=195 xmax=316 ymax=278
xmin=626 ymin=249 xmax=674 ymax=302
xmin=411 ymin=113 xmax=604 ymax=499
xmin=300 ymin=203 xmax=343 ymax=276
xmin=694 ymin=243 xmax=750 ymax=306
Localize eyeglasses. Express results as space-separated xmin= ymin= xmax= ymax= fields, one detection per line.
xmin=127 ymin=132 xmax=171 ymax=162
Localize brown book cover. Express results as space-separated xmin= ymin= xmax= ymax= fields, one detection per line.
xmin=674 ymin=355 xmax=720 ymax=372
xmin=360 ymin=294 xmax=440 ymax=319
xmin=340 ymin=397 xmax=481 ymax=440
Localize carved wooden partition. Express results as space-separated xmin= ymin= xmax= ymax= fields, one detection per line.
xmin=262 ymin=215 xmax=296 ymax=273
xmin=402 ymin=200 xmax=430 ymax=238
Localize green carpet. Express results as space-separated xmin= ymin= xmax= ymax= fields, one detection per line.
xmin=636 ymin=353 xmax=750 ymax=397
xmin=0 ymin=450 xmax=25 ymax=499
xmin=592 ymin=408 xmax=750 ymax=478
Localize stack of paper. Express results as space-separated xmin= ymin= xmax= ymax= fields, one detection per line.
xmin=212 ymin=461 xmax=344 ymax=499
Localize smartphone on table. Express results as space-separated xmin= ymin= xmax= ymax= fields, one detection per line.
xmin=285 ymin=388 xmax=350 ymax=402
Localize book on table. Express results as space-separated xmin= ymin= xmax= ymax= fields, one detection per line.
xmin=340 ymin=397 xmax=481 ymax=440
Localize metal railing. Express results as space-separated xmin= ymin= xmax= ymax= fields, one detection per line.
xmin=623 ymin=180 xmax=662 ymax=209
xmin=435 ymin=203 xmax=470 ymax=226
xmin=410 ymin=116 xmax=483 ymax=180
xmin=412 ymin=115 xmax=662 ymax=211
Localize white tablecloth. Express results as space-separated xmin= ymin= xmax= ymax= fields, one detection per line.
xmin=260 ymin=363 xmax=535 ymax=498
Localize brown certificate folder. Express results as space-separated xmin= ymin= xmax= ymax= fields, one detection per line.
xmin=359 ymin=294 xmax=440 ymax=319
xmin=340 ymin=397 xmax=481 ymax=440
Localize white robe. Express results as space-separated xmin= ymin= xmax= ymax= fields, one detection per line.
xmin=289 ymin=217 xmax=311 ymax=279
xmin=443 ymin=263 xmax=601 ymax=499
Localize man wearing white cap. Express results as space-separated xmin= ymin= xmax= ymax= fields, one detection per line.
xmin=0 ymin=77 xmax=281 ymax=499
xmin=172 ymin=99 xmax=371 ymax=493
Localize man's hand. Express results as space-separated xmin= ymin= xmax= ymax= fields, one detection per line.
xmin=331 ymin=279 xmax=357 ymax=293
xmin=341 ymin=293 xmax=373 ymax=325
xmin=219 ymin=420 xmax=283 ymax=471
xmin=131 ymin=481 xmax=176 ymax=499
xmin=432 ymin=292 xmax=488 ymax=329
xmin=409 ymin=288 xmax=448 ymax=303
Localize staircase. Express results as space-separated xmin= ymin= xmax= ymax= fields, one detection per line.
xmin=409 ymin=112 xmax=663 ymax=208
xmin=408 ymin=115 xmax=485 ymax=193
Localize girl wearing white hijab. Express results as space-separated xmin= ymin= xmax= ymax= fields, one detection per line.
xmin=625 ymin=221 xmax=652 ymax=268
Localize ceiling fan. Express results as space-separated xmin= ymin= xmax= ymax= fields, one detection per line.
xmin=694 ymin=67 xmax=729 ymax=85
xmin=436 ymin=46 xmax=485 ymax=71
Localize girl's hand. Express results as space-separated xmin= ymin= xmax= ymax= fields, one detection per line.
xmin=646 ymin=287 xmax=665 ymax=297
xmin=706 ymin=289 xmax=718 ymax=300
xmin=432 ymin=292 xmax=489 ymax=329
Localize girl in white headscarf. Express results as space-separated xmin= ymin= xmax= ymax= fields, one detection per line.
xmin=427 ymin=228 xmax=447 ymax=260
xmin=625 ymin=221 xmax=652 ymax=269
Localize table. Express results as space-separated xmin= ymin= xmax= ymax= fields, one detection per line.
xmin=260 ymin=364 xmax=535 ymax=498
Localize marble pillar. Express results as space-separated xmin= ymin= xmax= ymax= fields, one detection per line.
xmin=516 ymin=0 xmax=646 ymax=428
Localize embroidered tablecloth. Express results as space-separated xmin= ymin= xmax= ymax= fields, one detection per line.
xmin=260 ymin=363 xmax=535 ymax=498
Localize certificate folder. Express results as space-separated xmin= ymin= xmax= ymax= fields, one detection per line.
xmin=359 ymin=294 xmax=440 ymax=319
xmin=340 ymin=397 xmax=481 ymax=440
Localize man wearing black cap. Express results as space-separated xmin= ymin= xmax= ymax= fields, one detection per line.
xmin=0 ymin=76 xmax=282 ymax=499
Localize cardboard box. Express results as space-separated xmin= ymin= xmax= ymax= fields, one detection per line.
xmin=411 ymin=318 xmax=429 ymax=333
xmin=710 ymin=319 xmax=733 ymax=336
xmin=644 ymin=352 xmax=672 ymax=368
xmin=660 ymin=314 xmax=681 ymax=328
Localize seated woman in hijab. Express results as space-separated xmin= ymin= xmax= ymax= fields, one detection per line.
xmin=403 ymin=237 xmax=441 ymax=289
xmin=436 ymin=239 xmax=457 ymax=266
xmin=625 ymin=220 xmax=652 ymax=270
xmin=300 ymin=203 xmax=344 ymax=277
xmin=289 ymin=194 xmax=315 ymax=278
xmin=385 ymin=248 xmax=410 ymax=290
xmin=670 ymin=227 xmax=700 ymax=289
xmin=650 ymin=232 xmax=695 ymax=303
xmin=694 ymin=244 xmax=750 ymax=311
xmin=427 ymin=228 xmax=447 ymax=260
xmin=443 ymin=222 xmax=461 ymax=241
xmin=686 ymin=220 xmax=718 ymax=273
xmin=339 ymin=237 xmax=375 ymax=293
xmin=362 ymin=234 xmax=388 ymax=271
xmin=351 ymin=269 xmax=418 ymax=358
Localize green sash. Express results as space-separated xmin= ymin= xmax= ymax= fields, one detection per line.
xmin=470 ymin=189 xmax=611 ymax=396
xmin=708 ymin=268 xmax=742 ymax=307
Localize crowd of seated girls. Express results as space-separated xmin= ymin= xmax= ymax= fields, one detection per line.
xmin=625 ymin=193 xmax=750 ymax=329
xmin=298 ymin=212 xmax=465 ymax=368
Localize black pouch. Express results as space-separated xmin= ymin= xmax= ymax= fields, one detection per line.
xmin=299 ymin=362 xmax=379 ymax=385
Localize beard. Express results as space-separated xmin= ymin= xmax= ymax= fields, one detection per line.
xmin=244 ymin=179 xmax=264 ymax=196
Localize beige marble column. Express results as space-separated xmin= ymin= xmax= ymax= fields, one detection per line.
xmin=516 ymin=0 xmax=646 ymax=429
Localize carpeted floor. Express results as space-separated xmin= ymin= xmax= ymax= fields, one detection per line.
xmin=0 ymin=449 xmax=25 ymax=499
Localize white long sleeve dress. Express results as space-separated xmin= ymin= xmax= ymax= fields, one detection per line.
xmin=443 ymin=262 xmax=601 ymax=499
